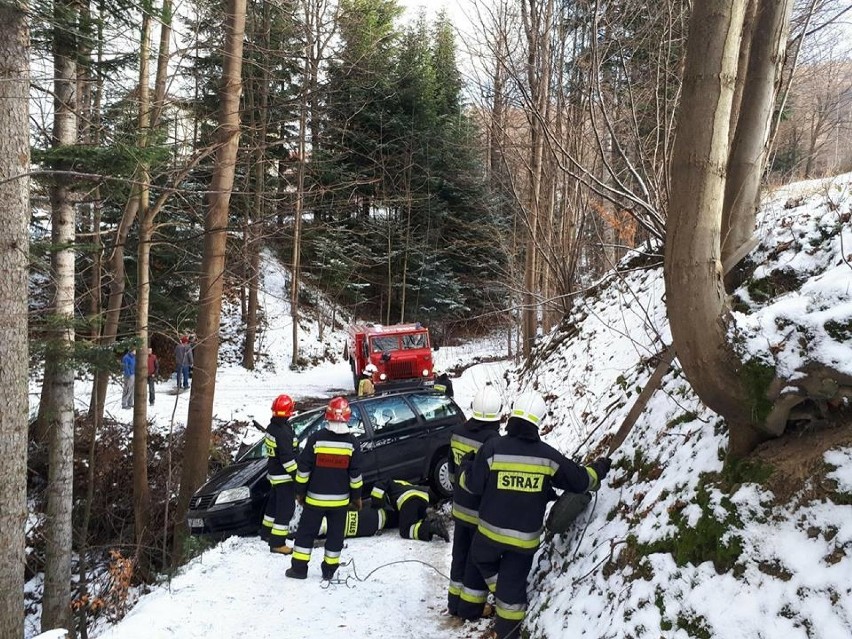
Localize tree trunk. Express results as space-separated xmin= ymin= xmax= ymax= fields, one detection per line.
xmin=291 ymin=44 xmax=309 ymax=369
xmin=722 ymin=0 xmax=793 ymax=272
xmin=42 ymin=1 xmax=78 ymax=633
xmin=173 ymin=0 xmax=246 ymax=560
xmin=665 ymin=0 xmax=772 ymax=459
xmin=0 ymin=6 xmax=30 ymax=636
xmin=132 ymin=7 xmax=153 ymax=562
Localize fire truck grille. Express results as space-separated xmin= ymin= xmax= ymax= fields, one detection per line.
xmin=387 ymin=360 xmax=418 ymax=380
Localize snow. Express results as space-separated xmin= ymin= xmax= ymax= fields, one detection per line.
xmin=28 ymin=175 xmax=852 ymax=638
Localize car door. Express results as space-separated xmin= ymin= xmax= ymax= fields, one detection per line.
xmin=360 ymin=394 xmax=424 ymax=482
xmin=296 ymin=404 xmax=374 ymax=480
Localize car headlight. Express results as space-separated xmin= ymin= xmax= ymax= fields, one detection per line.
xmin=422 ymin=368 xmax=429 ymax=376
xmin=214 ymin=486 xmax=251 ymax=505
xmin=379 ymin=373 xmax=387 ymax=380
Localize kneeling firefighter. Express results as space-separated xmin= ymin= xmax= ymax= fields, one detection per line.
xmin=457 ymin=391 xmax=611 ymax=639
xmin=446 ymin=384 xmax=503 ymax=617
xmin=370 ymin=479 xmax=450 ymax=542
xmin=261 ymin=394 xmax=298 ymax=553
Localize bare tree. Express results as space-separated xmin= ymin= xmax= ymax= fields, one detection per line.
xmin=0 ymin=5 xmax=30 ymax=636
xmin=174 ymin=0 xmax=247 ymax=558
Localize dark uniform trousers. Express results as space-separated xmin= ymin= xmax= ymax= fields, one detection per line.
xmin=447 ymin=520 xmax=476 ymax=615
xmin=398 ymin=497 xmax=432 ymax=541
xmin=291 ymin=505 xmax=348 ymax=580
xmin=262 ymin=482 xmax=295 ymax=546
xmin=463 ymin=533 xmax=534 ymax=639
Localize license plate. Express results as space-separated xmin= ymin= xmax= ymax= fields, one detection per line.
xmin=188 ymin=518 xmax=204 ymax=529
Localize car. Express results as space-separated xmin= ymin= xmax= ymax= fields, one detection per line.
xmin=186 ymin=389 xmax=465 ymax=538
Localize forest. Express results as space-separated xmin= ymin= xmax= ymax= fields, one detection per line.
xmin=1 ymin=0 xmax=851 ymax=637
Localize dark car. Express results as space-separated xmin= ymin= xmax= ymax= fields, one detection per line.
xmin=186 ymin=390 xmax=464 ymax=537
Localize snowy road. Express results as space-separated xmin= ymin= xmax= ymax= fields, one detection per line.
xmin=96 ymin=529 xmax=488 ymax=639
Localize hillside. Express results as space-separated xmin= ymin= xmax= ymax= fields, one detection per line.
xmin=512 ymin=174 xmax=852 ymax=638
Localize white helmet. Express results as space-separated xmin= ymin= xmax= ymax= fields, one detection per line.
xmin=433 ymin=365 xmax=445 ymax=376
xmin=511 ymin=391 xmax=547 ymax=427
xmin=471 ymin=385 xmax=503 ymax=422
xmin=364 ymin=363 xmax=378 ymax=375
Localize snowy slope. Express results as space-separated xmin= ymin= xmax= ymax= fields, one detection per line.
xmin=45 ymin=175 xmax=852 ymax=639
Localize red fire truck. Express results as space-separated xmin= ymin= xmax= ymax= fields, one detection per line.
xmin=345 ymin=322 xmax=435 ymax=391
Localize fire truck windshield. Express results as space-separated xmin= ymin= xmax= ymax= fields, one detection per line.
xmin=370 ymin=332 xmax=429 ymax=352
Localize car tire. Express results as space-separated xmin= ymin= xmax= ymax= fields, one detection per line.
xmin=429 ymin=452 xmax=453 ymax=499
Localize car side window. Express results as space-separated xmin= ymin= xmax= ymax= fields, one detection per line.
xmin=365 ymin=396 xmax=418 ymax=434
xmin=302 ymin=405 xmax=365 ymax=450
xmin=408 ymin=393 xmax=461 ymax=422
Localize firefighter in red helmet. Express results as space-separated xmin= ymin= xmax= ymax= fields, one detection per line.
xmin=287 ymin=396 xmax=364 ymax=581
xmin=261 ymin=394 xmax=298 ymax=553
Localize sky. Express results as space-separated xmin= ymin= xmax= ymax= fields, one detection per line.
xmin=27 ymin=172 xmax=852 ymax=639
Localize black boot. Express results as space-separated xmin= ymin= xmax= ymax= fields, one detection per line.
xmin=285 ymin=567 xmax=307 ymax=580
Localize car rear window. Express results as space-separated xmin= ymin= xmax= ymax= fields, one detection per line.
xmin=408 ymin=393 xmax=461 ymax=422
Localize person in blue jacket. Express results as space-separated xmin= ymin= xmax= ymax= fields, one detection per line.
xmin=121 ymin=348 xmax=136 ymax=409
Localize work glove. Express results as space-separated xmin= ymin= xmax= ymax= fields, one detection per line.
xmin=350 ymin=497 xmax=363 ymax=511
xmin=587 ymin=457 xmax=612 ymax=490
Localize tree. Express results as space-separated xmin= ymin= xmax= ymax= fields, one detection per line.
xmin=0 ymin=5 xmax=30 ymax=636
xmin=41 ymin=0 xmax=79 ymax=632
xmin=174 ymin=0 xmax=247 ymax=559
xmin=664 ymin=0 xmax=796 ymax=459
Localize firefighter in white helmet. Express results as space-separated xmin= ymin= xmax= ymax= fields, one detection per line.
xmin=456 ymin=391 xmax=611 ymax=639
xmin=445 ymin=383 xmax=504 ymax=617
xmin=358 ymin=363 xmax=377 ymax=397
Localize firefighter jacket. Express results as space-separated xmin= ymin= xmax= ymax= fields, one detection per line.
xmin=370 ymin=479 xmax=429 ymax=512
xmin=433 ymin=374 xmax=454 ymax=397
xmin=448 ymin=418 xmax=500 ymax=526
xmin=295 ymin=427 xmax=363 ymax=509
xmin=358 ymin=377 xmax=375 ymax=396
xmin=264 ymin=416 xmax=298 ymax=485
xmin=460 ymin=417 xmax=595 ymax=553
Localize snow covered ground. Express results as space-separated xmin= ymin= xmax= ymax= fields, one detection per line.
xmin=31 ymin=175 xmax=852 ymax=638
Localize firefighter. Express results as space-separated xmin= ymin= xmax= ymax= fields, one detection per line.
xmin=370 ymin=478 xmax=450 ymax=542
xmin=446 ymin=384 xmax=503 ymax=617
xmin=358 ymin=363 xmax=377 ymax=396
xmin=457 ymin=391 xmax=611 ymax=639
xmin=286 ymin=396 xmax=364 ymax=581
xmin=261 ymin=394 xmax=298 ymax=554
xmin=433 ymin=366 xmax=454 ymax=397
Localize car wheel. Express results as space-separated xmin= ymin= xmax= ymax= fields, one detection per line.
xmin=430 ymin=454 xmax=452 ymax=498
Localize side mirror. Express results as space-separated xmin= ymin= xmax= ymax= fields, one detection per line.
xmin=432 ymin=345 xmax=440 ymax=351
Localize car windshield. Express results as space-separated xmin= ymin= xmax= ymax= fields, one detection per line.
xmin=237 ymin=409 xmax=321 ymax=461
xmin=401 ymin=332 xmax=428 ymax=349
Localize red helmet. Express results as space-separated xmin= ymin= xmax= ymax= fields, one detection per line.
xmin=271 ymin=394 xmax=295 ymax=417
xmin=325 ymin=396 xmax=351 ymax=422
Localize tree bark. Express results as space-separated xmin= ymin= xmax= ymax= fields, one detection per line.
xmin=722 ymin=0 xmax=793 ymax=272
xmin=291 ymin=41 xmax=309 ymax=368
xmin=0 ymin=6 xmax=30 ymax=636
xmin=42 ymin=1 xmax=78 ymax=633
xmin=173 ymin=0 xmax=247 ymax=560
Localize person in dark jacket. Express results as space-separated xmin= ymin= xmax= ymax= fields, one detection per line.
xmin=146 ymin=348 xmax=160 ymax=405
xmin=174 ymin=336 xmax=193 ymax=389
xmin=446 ymin=384 xmax=503 ymax=617
xmin=370 ymin=479 xmax=449 ymax=542
xmin=261 ymin=394 xmax=298 ymax=553
xmin=287 ymin=396 xmax=364 ymax=581
xmin=433 ymin=367 xmax=454 ymax=397
xmin=456 ymin=391 xmax=611 ymax=639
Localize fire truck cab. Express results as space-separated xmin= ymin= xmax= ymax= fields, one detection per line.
xmin=345 ymin=322 xmax=435 ymax=392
